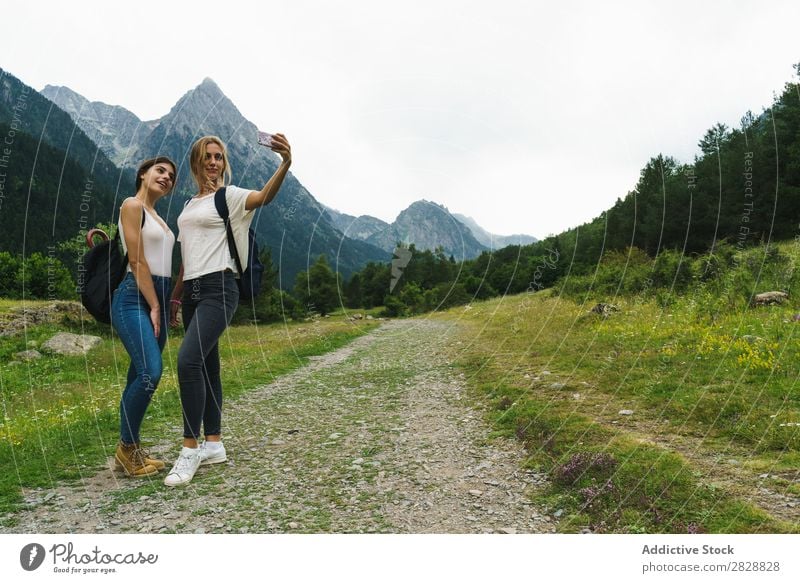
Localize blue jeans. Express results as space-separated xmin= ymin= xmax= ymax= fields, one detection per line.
xmin=178 ymin=270 xmax=239 ymax=439
xmin=111 ymin=272 xmax=171 ymax=444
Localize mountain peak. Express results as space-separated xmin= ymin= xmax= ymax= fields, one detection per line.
xmin=40 ymin=83 xmax=148 ymax=166
xmin=199 ymin=77 xmax=221 ymax=91
xmin=41 ymin=85 xmax=141 ymax=118
xmin=42 ymin=84 xmax=78 ymax=98
xmin=452 ymin=212 xmax=538 ymax=249
xmin=405 ymin=199 xmax=448 ymax=214
xmin=155 ymin=76 xmax=246 ymax=143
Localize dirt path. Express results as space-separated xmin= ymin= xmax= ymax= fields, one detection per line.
xmin=3 ymin=320 xmax=555 ymax=534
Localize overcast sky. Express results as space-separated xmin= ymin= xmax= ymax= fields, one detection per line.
xmin=2 ymin=0 xmax=800 ymax=238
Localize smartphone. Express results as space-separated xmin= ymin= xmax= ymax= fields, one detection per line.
xmin=257 ymin=131 xmax=275 ymax=148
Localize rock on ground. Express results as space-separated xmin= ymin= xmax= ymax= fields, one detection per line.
xmin=41 ymin=332 xmax=102 ymax=356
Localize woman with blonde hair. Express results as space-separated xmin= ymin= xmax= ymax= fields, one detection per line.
xmin=164 ymin=133 xmax=291 ymax=486
xmin=111 ymin=156 xmax=177 ymax=477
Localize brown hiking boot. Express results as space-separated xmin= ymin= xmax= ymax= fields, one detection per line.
xmin=138 ymin=445 xmax=166 ymax=471
xmin=114 ymin=443 xmax=166 ymax=472
xmin=114 ymin=442 xmax=158 ymax=477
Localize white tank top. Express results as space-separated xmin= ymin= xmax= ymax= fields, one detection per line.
xmin=119 ymin=205 xmax=175 ymax=277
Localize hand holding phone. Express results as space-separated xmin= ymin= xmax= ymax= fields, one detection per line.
xmin=257 ymin=131 xmax=275 ymax=148
xmin=259 ymin=131 xmax=291 ymax=165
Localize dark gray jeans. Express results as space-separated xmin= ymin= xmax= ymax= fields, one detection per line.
xmin=178 ymin=270 xmax=239 ymax=439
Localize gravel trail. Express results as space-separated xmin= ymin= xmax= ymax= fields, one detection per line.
xmin=4 ymin=319 xmax=554 ymax=534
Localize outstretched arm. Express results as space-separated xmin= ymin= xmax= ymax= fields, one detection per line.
xmin=245 ymin=133 xmax=292 ymax=210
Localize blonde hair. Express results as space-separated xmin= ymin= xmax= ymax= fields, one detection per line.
xmin=189 ymin=135 xmax=232 ymax=192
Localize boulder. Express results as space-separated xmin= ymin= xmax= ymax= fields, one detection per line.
xmin=41 ymin=332 xmax=102 ymax=356
xmin=590 ymin=303 xmax=619 ymax=317
xmin=752 ymin=291 xmax=788 ymax=306
xmin=0 ymin=301 xmax=87 ymax=337
xmin=14 ymin=350 xmax=42 ymax=361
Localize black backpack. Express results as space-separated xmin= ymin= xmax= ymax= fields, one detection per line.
xmin=214 ymin=187 xmax=264 ymax=301
xmin=78 ymin=213 xmax=145 ymax=323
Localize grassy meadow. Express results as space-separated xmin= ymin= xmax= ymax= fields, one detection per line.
xmin=434 ymin=241 xmax=800 ymax=533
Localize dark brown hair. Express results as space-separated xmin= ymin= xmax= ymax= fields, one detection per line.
xmin=136 ymin=156 xmax=177 ymax=193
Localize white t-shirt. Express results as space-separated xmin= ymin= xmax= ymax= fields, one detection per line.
xmin=177 ymin=185 xmax=255 ymax=281
xmin=118 ymin=204 xmax=175 ymax=277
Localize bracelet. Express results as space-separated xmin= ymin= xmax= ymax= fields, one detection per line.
xmin=170 ymin=299 xmax=182 ymax=306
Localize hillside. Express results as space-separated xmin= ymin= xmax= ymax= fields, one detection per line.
xmin=434 ymin=266 xmax=800 ymax=533
xmin=0 ymin=69 xmax=132 ymax=256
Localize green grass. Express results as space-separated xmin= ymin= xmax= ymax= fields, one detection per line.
xmin=0 ymin=306 xmax=378 ymax=516
xmin=433 ymin=288 xmax=799 ymax=533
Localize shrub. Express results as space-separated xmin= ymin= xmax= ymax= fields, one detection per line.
xmin=16 ymin=253 xmax=75 ymax=300
xmin=553 ymin=451 xmax=618 ymax=486
xmin=652 ymin=249 xmax=692 ymax=290
xmin=382 ymin=294 xmax=408 ymax=317
xmin=0 ymin=252 xmax=21 ymax=298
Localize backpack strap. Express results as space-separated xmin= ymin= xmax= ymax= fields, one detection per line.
xmin=214 ymin=187 xmax=245 ymax=277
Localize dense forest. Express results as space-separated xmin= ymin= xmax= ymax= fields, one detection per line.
xmin=0 ymin=123 xmax=118 ymax=254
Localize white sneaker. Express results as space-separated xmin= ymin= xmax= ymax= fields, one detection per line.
xmin=199 ymin=441 xmax=227 ymax=466
xmin=164 ymin=447 xmax=201 ymax=487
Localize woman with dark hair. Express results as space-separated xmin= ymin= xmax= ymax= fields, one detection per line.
xmin=111 ymin=156 xmax=177 ymax=477
xmin=164 ymin=133 xmax=291 ymax=486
